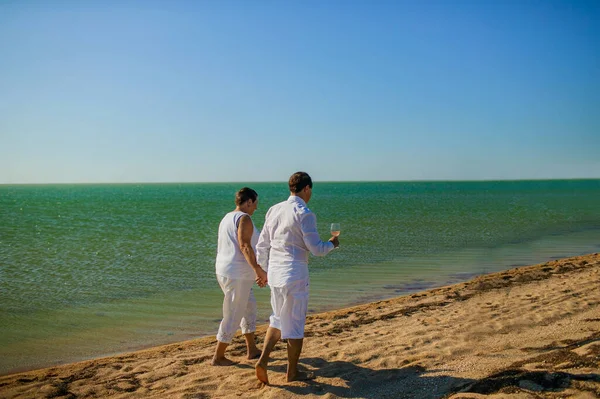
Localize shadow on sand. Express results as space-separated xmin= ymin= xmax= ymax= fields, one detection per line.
xmin=263 ymin=357 xmax=474 ymax=399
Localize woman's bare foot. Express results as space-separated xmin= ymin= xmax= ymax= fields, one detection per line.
xmin=247 ymin=349 xmax=262 ymax=360
xmin=287 ymin=370 xmax=315 ymax=382
xmin=211 ymin=356 xmax=235 ymax=366
xmin=255 ymin=361 xmax=269 ymax=385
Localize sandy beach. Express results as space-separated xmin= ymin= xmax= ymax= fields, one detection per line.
xmin=1 ymin=253 xmax=598 ymax=399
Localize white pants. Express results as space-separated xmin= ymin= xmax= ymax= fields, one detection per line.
xmin=216 ymin=275 xmax=257 ymax=344
xmin=269 ymin=279 xmax=309 ymax=340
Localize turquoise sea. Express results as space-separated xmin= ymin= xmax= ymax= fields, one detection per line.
xmin=1 ymin=180 xmax=599 ymax=375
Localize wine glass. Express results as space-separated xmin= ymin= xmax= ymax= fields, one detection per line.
xmin=330 ymin=223 xmax=340 ymax=237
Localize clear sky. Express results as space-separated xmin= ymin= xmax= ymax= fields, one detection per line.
xmin=1 ymin=0 xmax=599 ymax=184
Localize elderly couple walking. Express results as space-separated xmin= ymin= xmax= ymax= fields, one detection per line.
xmin=212 ymin=171 xmax=340 ymax=384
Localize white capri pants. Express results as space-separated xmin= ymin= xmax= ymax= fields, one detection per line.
xmin=216 ymin=275 xmax=257 ymax=344
xmin=269 ymin=279 xmax=309 ymax=340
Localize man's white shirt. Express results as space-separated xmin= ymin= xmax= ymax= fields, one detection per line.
xmin=256 ymin=196 xmax=335 ymax=287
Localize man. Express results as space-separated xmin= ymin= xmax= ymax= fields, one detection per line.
xmin=255 ymin=171 xmax=339 ymax=384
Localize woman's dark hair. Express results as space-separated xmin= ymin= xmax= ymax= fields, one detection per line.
xmin=235 ymin=187 xmax=258 ymax=206
xmin=288 ymin=171 xmax=312 ymax=193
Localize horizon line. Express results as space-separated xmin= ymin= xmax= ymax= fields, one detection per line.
xmin=1 ymin=177 xmax=599 ymax=186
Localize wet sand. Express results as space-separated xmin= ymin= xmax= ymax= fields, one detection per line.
xmin=1 ymin=253 xmax=599 ymax=398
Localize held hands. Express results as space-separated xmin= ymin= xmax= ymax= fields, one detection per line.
xmin=329 ymin=236 xmax=340 ymax=248
xmin=255 ymin=267 xmax=268 ymax=288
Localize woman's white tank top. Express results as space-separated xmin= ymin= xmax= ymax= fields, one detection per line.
xmin=215 ymin=211 xmax=259 ymax=280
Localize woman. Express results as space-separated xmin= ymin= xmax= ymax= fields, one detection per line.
xmin=212 ymin=187 xmax=268 ymax=366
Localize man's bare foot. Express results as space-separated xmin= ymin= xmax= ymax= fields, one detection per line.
xmin=255 ymin=361 xmax=269 ymax=385
xmin=287 ymin=370 xmax=315 ymax=382
xmin=211 ymin=356 xmax=235 ymax=366
xmin=247 ymin=349 xmax=261 ymax=360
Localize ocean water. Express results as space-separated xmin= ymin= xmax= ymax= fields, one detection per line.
xmin=1 ymin=180 xmax=599 ymax=374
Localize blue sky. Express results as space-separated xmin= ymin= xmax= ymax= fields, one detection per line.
xmin=1 ymin=0 xmax=598 ymax=183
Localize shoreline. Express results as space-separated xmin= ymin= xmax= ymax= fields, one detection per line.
xmin=1 ymin=253 xmax=598 ymax=398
